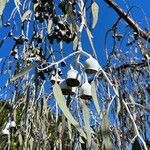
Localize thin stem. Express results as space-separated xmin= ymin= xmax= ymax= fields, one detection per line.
xmin=97 ymin=64 xmax=148 ymax=150
xmin=126 ymin=103 xmax=150 ymax=113
xmin=122 ymin=100 xmax=148 ymax=150
xmin=38 ymin=50 xmax=91 ymax=71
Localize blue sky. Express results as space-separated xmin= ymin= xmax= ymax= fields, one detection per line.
xmin=0 ymin=0 xmax=150 ymax=99
xmin=0 ymin=0 xmax=150 ymax=61
xmin=0 ymin=1 xmax=149 ymax=149
xmin=82 ymin=0 xmax=150 ymax=66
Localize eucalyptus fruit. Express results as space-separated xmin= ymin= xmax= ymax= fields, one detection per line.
xmin=80 ymin=81 xmax=92 ymax=100
xmin=84 ymin=56 xmax=100 ymax=74
xmin=60 ymin=80 xmax=74 ymax=95
xmin=51 ymin=74 xmax=61 ymax=85
xmin=66 ymin=65 xmax=81 ymax=87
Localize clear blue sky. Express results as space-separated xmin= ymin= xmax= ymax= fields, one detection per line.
xmin=82 ymin=0 xmax=150 ymax=66
xmin=0 ymin=0 xmax=150 ymax=92
xmin=0 ymin=0 xmax=150 ymax=61
xmin=0 ymin=1 xmax=149 ymax=149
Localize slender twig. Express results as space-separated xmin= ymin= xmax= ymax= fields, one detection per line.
xmin=97 ymin=64 xmax=148 ymax=150
xmin=126 ymin=102 xmax=150 ymax=113
xmin=122 ymin=100 xmax=148 ymax=150
xmin=130 ymin=135 xmax=138 ymax=144
xmin=38 ymin=50 xmax=91 ymax=71
xmin=104 ymin=0 xmax=150 ymax=42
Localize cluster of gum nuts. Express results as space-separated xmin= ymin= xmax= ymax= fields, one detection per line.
xmin=2 ymin=121 xmax=16 ymax=135
xmin=51 ymin=56 xmax=100 ymax=100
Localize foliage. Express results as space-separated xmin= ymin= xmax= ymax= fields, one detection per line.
xmin=0 ymin=0 xmax=150 ymax=150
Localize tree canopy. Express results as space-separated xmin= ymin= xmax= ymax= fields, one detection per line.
xmin=0 ymin=0 xmax=150 ymax=150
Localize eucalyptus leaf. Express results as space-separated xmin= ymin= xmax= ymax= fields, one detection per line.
xmin=91 ymin=141 xmax=99 ymax=150
xmin=81 ymin=101 xmax=92 ymax=147
xmin=11 ymin=64 xmax=35 ymax=81
xmin=91 ymin=2 xmax=99 ymax=29
xmin=22 ymin=10 xmax=32 ymax=22
xmin=129 ymin=94 xmax=135 ymax=104
xmin=29 ymin=137 xmax=34 ymax=150
xmin=68 ymin=120 xmax=72 ymax=140
xmin=53 ymin=83 xmax=87 ymax=139
xmin=73 ymin=36 xmax=78 ymax=51
xmin=23 ymin=87 xmax=30 ymax=123
xmin=114 ymin=127 xmax=121 ymax=149
xmin=79 ymin=136 xmax=85 ymax=144
xmin=101 ymin=114 xmax=113 ymax=150
xmin=67 ymin=6 xmax=78 ymax=32
xmin=86 ymin=27 xmax=97 ymax=59
xmin=18 ymin=132 xmax=23 ymax=146
xmin=0 ymin=0 xmax=8 ymax=26
xmin=116 ymin=97 xmax=121 ymax=116
xmin=47 ymin=19 xmax=52 ymax=34
xmin=91 ymin=81 xmax=100 ymax=115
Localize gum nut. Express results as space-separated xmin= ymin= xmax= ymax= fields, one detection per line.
xmin=51 ymin=75 xmax=56 ymax=85
xmin=84 ymin=57 xmax=100 ymax=74
xmin=66 ymin=66 xmax=81 ymax=87
xmin=5 ymin=122 xmax=11 ymax=130
xmin=57 ymin=76 xmax=62 ymax=84
xmin=61 ymin=61 xmax=66 ymax=67
xmin=2 ymin=129 xmax=9 ymax=135
xmin=72 ymin=87 xmax=77 ymax=94
xmin=80 ymin=82 xmax=92 ymax=100
xmin=10 ymin=121 xmax=16 ymax=128
xmin=51 ymin=74 xmax=62 ymax=85
xmin=60 ymin=80 xmax=73 ymax=95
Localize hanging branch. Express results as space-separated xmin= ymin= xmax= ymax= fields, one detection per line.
xmin=104 ymin=0 xmax=150 ymax=42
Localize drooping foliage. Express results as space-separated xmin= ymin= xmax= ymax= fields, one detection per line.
xmin=0 ymin=0 xmax=150 ymax=150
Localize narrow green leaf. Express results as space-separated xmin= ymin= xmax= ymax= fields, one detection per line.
xmin=81 ymin=101 xmax=92 ymax=147
xmin=23 ymin=87 xmax=30 ymax=123
xmin=47 ymin=19 xmax=52 ymax=34
xmin=129 ymin=94 xmax=136 ymax=119
xmin=0 ymin=0 xmax=7 ymax=15
xmin=67 ymin=7 xmax=79 ymax=32
xmin=67 ymin=120 xmax=72 ymax=140
xmin=116 ymin=97 xmax=121 ymax=116
xmin=91 ymin=81 xmax=100 ymax=115
xmin=18 ymin=132 xmax=23 ymax=146
xmin=29 ymin=137 xmax=34 ymax=150
xmin=114 ymin=127 xmax=121 ymax=149
xmin=53 ymin=83 xmax=87 ymax=139
xmin=73 ymin=36 xmax=78 ymax=51
xmin=21 ymin=10 xmax=32 ymax=22
xmin=129 ymin=94 xmax=135 ymax=104
xmin=0 ymin=0 xmax=7 ymax=26
xmin=91 ymin=141 xmax=99 ymax=150
xmin=101 ymin=114 xmax=113 ymax=150
xmin=79 ymin=136 xmax=85 ymax=144
xmin=86 ymin=27 xmax=97 ymax=59
xmin=91 ymin=2 xmax=99 ymax=29
xmin=11 ymin=64 xmax=34 ymax=81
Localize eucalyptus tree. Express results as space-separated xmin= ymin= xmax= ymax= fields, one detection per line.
xmin=0 ymin=0 xmax=150 ymax=150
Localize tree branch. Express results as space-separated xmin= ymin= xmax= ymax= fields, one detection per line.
xmin=97 ymin=61 xmax=149 ymax=79
xmin=104 ymin=0 xmax=150 ymax=42
xmin=110 ymin=61 xmax=149 ymax=72
xmin=97 ymin=63 xmax=148 ymax=150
